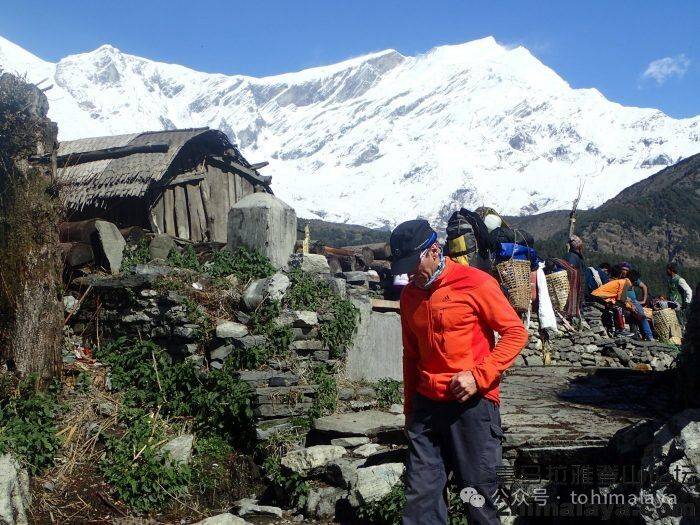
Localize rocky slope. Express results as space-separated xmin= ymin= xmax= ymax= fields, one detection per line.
xmin=1 ymin=35 xmax=699 ymax=228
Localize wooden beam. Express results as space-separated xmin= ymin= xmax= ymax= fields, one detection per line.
xmin=160 ymin=172 xmax=205 ymax=188
xmin=174 ymin=185 xmax=190 ymax=239
xmin=33 ymin=143 xmax=170 ymax=167
xmin=249 ymin=161 xmax=269 ymax=170
xmin=163 ymin=188 xmax=176 ymax=236
xmin=186 ymin=183 xmax=207 ymax=242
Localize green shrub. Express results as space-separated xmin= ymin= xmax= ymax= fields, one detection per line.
xmin=249 ymin=299 xmax=294 ymax=355
xmin=308 ymin=364 xmax=338 ymax=420
xmin=167 ymin=245 xmax=201 ymax=271
xmin=259 ymin=428 xmax=309 ymax=509
xmin=191 ymin=434 xmax=234 ymax=494
xmin=285 ymin=269 xmax=360 ymax=357
xmin=375 ymin=378 xmax=403 ymax=409
xmin=121 ymin=237 xmax=151 ymax=272
xmin=210 ymin=247 xmax=275 ymax=283
xmin=100 ymin=408 xmax=191 ymax=513
xmin=95 ymin=338 xmax=254 ymax=447
xmin=358 ymin=481 xmax=406 ymax=524
xmin=0 ymin=375 xmax=61 ymax=475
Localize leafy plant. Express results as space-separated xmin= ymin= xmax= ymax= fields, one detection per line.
xmin=375 ymin=378 xmax=403 ymax=408
xmin=249 ymin=299 xmax=293 ymax=355
xmin=0 ymin=375 xmax=61 ymax=475
xmin=320 ymin=298 xmax=360 ymax=358
xmin=259 ymin=428 xmax=309 ymax=509
xmin=167 ymin=245 xmax=201 ymax=271
xmin=210 ymin=247 xmax=276 ymax=283
xmin=121 ymin=237 xmax=151 ymax=272
xmin=358 ymin=481 xmax=406 ymax=524
xmin=308 ymin=364 xmax=338 ymax=420
xmin=286 ymin=269 xmax=331 ymax=310
xmin=100 ymin=408 xmax=191 ymax=513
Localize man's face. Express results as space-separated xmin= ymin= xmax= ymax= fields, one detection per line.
xmin=620 ymin=268 xmax=629 ymax=278
xmin=408 ymin=244 xmax=441 ymax=288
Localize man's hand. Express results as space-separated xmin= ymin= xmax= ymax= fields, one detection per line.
xmin=449 ymin=370 xmax=478 ymax=402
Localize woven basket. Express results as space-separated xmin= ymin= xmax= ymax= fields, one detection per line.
xmin=653 ymin=308 xmax=681 ymax=342
xmin=496 ymin=259 xmax=531 ymax=312
xmin=545 ymin=270 xmax=570 ymax=312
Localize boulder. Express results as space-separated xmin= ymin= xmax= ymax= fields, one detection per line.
xmin=281 ymin=445 xmax=346 ymax=476
xmin=331 ymin=437 xmax=370 ymax=448
xmin=160 ymin=434 xmax=194 ymax=466
xmin=353 ymin=443 xmax=383 ymax=458
xmin=243 ymin=273 xmax=290 ymax=310
xmin=277 ymin=310 xmax=319 ymax=328
xmin=149 ymin=234 xmax=176 ymax=260
xmin=305 ymin=486 xmax=346 ymax=518
xmin=288 ymin=253 xmax=331 ymax=275
xmin=324 ymin=457 xmax=365 ymax=489
xmin=215 ymin=321 xmax=249 ymax=339
xmin=210 ymin=345 xmax=233 ymax=362
xmin=93 ymin=220 xmax=126 ymax=274
xmin=313 ymin=410 xmax=404 ymax=438
xmin=228 ymin=193 xmax=297 ymax=269
xmin=352 ymin=463 xmax=405 ymax=504
xmin=234 ymin=498 xmax=283 ymax=518
xmin=0 ymin=454 xmax=29 ymax=525
xmin=193 ymin=514 xmax=248 ymax=525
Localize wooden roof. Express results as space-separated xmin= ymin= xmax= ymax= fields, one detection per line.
xmin=56 ymin=128 xmax=267 ymax=211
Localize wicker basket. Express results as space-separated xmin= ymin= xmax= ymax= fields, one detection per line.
xmin=653 ymin=308 xmax=682 ymax=343
xmin=496 ymin=259 xmax=531 ymax=312
xmin=545 ymin=270 xmax=570 ymax=312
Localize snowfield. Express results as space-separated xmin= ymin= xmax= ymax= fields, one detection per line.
xmin=1 ymin=35 xmax=698 ymax=228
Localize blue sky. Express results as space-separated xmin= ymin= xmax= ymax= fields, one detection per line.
xmin=2 ymin=0 xmax=698 ymax=118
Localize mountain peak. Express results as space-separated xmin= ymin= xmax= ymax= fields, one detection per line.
xmin=0 ymin=34 xmax=698 ymax=227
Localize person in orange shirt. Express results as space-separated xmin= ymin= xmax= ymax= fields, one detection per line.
xmin=391 ymin=219 xmax=528 ymax=525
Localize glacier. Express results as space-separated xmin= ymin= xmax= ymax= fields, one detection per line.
xmin=1 ymin=34 xmax=698 ymax=228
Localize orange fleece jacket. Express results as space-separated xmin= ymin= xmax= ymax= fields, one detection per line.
xmin=400 ymin=258 xmax=528 ymax=415
xmin=591 ymin=278 xmax=631 ymax=303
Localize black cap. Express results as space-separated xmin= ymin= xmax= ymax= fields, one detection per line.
xmin=390 ymin=219 xmax=437 ymax=275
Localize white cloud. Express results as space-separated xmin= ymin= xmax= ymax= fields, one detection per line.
xmin=642 ymin=54 xmax=690 ymax=85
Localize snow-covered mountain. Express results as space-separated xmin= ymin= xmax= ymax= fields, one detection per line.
xmin=1 ymin=34 xmax=698 ymax=228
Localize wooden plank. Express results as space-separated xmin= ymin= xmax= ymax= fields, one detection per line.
xmin=227 ymin=172 xmax=236 ymax=208
xmin=371 ymin=299 xmax=400 ymax=312
xmin=150 ymin=196 xmax=165 ymax=234
xmin=200 ymin=179 xmax=213 ymax=239
xmin=186 ymin=183 xmax=207 ymax=242
xmin=162 ymin=172 xmax=205 ymax=188
xmin=174 ymin=185 xmax=190 ymax=240
xmin=208 ymin=167 xmax=230 ymax=242
xmin=163 ymin=188 xmax=176 ymax=236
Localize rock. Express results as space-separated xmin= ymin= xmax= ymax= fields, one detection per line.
xmin=305 ymin=486 xmax=346 ymax=518
xmin=133 ymin=264 xmax=172 ymax=278
xmin=343 ymin=271 xmax=368 ymax=285
xmin=234 ymin=370 xmax=299 ymax=387
xmin=234 ymin=335 xmax=269 ymax=350
xmin=62 ymin=295 xmax=78 ymax=313
xmin=97 ymin=402 xmax=116 ymax=417
xmin=613 ymin=347 xmax=630 ymax=365
xmin=228 ymin=193 xmax=296 ymax=269
xmin=313 ymin=410 xmax=404 ymax=438
xmin=256 ymin=419 xmax=293 ymax=441
xmin=352 ymin=463 xmax=405 ymax=504
xmin=331 ymin=437 xmax=370 ymax=448
xmin=235 ymin=498 xmax=283 ymax=518
xmin=148 ymin=234 xmax=175 ymax=260
xmin=160 ymin=434 xmax=194 ymax=466
xmin=281 ymin=445 xmax=346 ymax=476
xmin=353 ymin=443 xmax=383 ymax=457
xmin=210 ymin=345 xmax=233 ymax=362
xmin=186 ymin=354 xmax=205 ymax=368
xmin=288 ymin=253 xmax=331 ymax=275
xmin=338 ymin=388 xmax=355 ymax=401
xmin=216 ymin=321 xmax=249 ymax=339
xmin=243 ymin=273 xmax=291 ymax=310
xmin=290 ymin=340 xmax=324 ymax=352
xmin=326 ymin=276 xmax=347 ymax=298
xmin=324 ymin=457 xmax=365 ymax=489
xmin=357 ymin=386 xmax=377 ymax=399
xmin=277 ymin=310 xmax=319 ymax=328
xmin=193 ymin=514 xmax=248 ymax=525
xmin=0 ymin=454 xmax=30 ymax=525
xmin=173 ymin=324 xmax=200 ymax=340
xmin=388 ymin=404 xmax=404 ymax=415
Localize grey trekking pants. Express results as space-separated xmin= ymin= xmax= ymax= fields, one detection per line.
xmin=402 ymin=393 xmax=503 ymax=525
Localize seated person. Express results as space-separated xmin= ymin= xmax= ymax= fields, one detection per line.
xmin=591 ymin=265 xmax=633 ymax=336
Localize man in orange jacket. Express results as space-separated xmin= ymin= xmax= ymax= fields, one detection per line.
xmin=391 ymin=219 xmax=528 ymax=525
